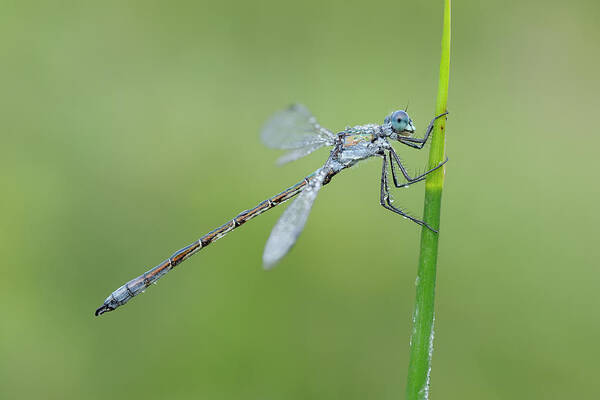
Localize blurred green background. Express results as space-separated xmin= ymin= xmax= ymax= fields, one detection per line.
xmin=1 ymin=0 xmax=599 ymax=399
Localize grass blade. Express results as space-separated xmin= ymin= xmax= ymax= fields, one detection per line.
xmin=405 ymin=0 xmax=451 ymax=399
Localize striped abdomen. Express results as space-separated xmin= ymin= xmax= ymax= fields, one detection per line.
xmin=95 ymin=174 xmax=315 ymax=316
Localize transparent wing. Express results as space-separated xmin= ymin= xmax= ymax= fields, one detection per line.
xmin=262 ymin=168 xmax=328 ymax=269
xmin=261 ymin=104 xmax=335 ymax=150
xmin=276 ymin=143 xmax=325 ymax=166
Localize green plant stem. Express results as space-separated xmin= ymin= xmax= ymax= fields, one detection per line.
xmin=406 ymin=0 xmax=451 ymax=399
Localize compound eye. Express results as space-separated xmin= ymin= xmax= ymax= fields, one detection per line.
xmin=391 ymin=110 xmax=408 ymax=132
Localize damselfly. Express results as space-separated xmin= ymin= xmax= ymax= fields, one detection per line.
xmin=95 ymin=105 xmax=448 ymax=316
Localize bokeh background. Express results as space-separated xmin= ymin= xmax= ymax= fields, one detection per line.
xmin=2 ymin=1 xmax=599 ymax=399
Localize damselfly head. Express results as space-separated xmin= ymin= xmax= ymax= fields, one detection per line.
xmin=385 ymin=110 xmax=416 ymax=137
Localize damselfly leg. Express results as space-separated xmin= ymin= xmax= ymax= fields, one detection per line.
xmin=379 ymin=154 xmax=438 ymax=233
xmin=398 ymin=111 xmax=448 ymax=149
xmin=388 ymin=148 xmax=448 ymax=188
